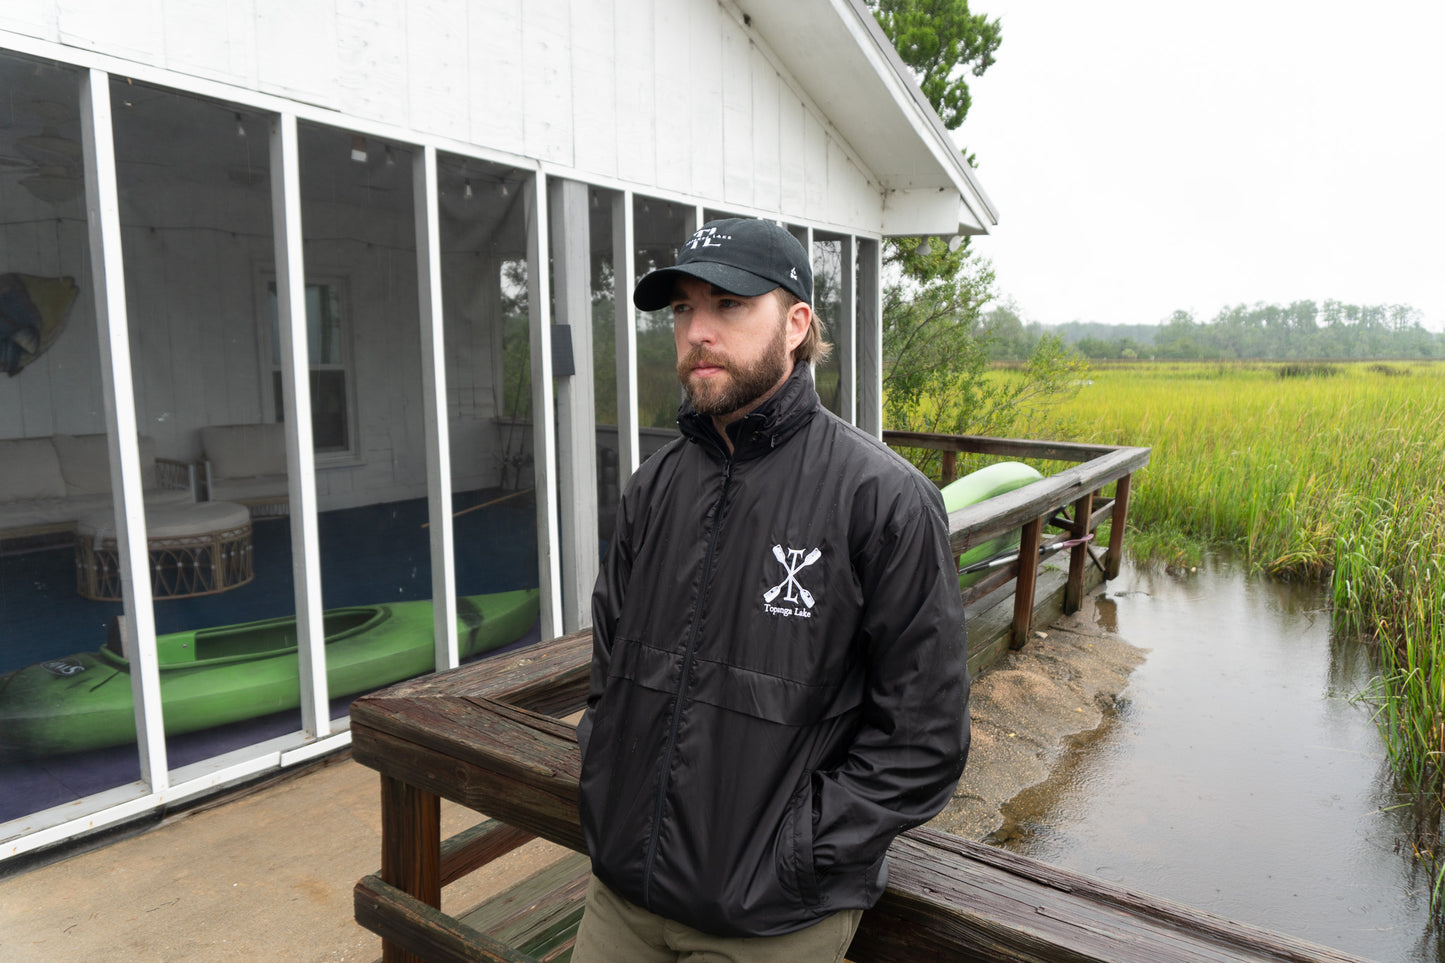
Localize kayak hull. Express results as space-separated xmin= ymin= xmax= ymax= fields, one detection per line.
xmin=941 ymin=462 xmax=1044 ymax=589
xmin=0 ymin=589 xmax=538 ymax=758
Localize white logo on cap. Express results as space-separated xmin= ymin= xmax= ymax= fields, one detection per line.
xmin=684 ymin=227 xmax=730 ymax=250
xmin=790 ymin=267 xmax=798 ymax=281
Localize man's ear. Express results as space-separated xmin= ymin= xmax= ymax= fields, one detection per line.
xmin=786 ymin=301 xmax=812 ymax=353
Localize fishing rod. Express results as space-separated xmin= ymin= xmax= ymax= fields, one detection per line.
xmin=958 ymin=531 xmax=1095 ymax=577
xmin=421 ymin=487 xmax=534 ymax=527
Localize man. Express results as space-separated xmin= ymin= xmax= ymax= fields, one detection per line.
xmin=573 ymin=218 xmax=969 ymax=962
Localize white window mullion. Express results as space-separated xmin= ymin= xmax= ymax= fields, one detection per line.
xmin=612 ymin=190 xmax=640 ymax=478
xmin=79 ymin=68 xmax=168 ymax=789
xmin=839 ymin=235 xmax=857 ymax=425
xmin=270 ymin=113 xmax=329 ymax=737
xmin=857 ymin=238 xmax=884 ymax=438
xmin=550 ymin=179 xmax=599 ymax=636
xmin=414 ymin=146 xmax=460 ymax=669
xmin=526 ymin=170 xmax=562 ymax=640
xmin=800 ymin=226 xmax=815 ymax=381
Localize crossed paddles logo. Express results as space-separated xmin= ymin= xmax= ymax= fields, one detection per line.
xmin=762 ymin=544 xmax=821 ymax=611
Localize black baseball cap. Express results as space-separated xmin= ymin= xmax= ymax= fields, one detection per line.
xmin=633 ymin=218 xmax=813 ymax=311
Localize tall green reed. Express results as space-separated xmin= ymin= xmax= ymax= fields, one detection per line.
xmin=1030 ymin=360 xmax=1445 ymax=910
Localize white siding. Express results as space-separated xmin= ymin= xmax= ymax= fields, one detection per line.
xmin=803 ymin=108 xmax=828 ymax=219
xmin=649 ymin=0 xmax=692 ymax=197
xmin=688 ymin=2 xmax=726 ymax=202
xmin=56 ymin=0 xmax=163 ymax=64
xmin=521 ymin=0 xmax=573 ymax=166
xmin=719 ymin=24 xmax=751 ymax=206
xmin=468 ymin=0 xmax=526 ymax=149
xmin=612 ymin=1 xmax=655 ymax=186
xmin=749 ymin=43 xmax=781 ymax=215
xmin=0 ymin=2 xmax=58 ymax=40
xmin=254 ymin=1 xmax=340 ymax=108
xmin=778 ymin=92 xmax=808 ymax=214
xmin=570 ymin=0 xmax=617 ymax=179
xmin=161 ymin=0 xmax=260 ymax=88
xmin=336 ymin=0 xmax=410 ymax=127
xmin=407 ymin=0 xmax=470 ymax=139
xmin=2 ymin=0 xmax=891 ymax=239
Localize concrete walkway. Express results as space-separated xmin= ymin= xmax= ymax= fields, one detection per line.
xmin=0 ymin=754 xmax=567 ymax=962
xmin=0 ymin=585 xmax=1127 ymax=962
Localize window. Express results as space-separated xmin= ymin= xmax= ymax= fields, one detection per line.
xmin=265 ymin=277 xmax=353 ymax=454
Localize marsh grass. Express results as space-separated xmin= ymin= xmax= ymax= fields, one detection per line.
xmin=1025 ymin=359 xmax=1445 ymax=910
xmin=1274 ymin=362 xmax=1342 ymax=379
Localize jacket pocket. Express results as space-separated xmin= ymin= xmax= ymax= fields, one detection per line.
xmin=776 ymin=772 xmax=821 ymax=907
xmin=688 ymin=657 xmax=864 ymax=727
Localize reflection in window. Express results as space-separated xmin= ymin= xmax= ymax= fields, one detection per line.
xmin=812 ymin=237 xmax=844 ymax=416
xmin=633 ymin=197 xmax=691 ymax=435
xmin=588 ymin=190 xmax=620 ymax=537
xmin=497 ymin=256 xmax=532 ymax=488
xmin=266 ymin=278 xmax=352 ymax=453
xmin=437 ymin=153 xmax=539 ymax=601
xmin=0 ymin=50 xmax=122 ymax=827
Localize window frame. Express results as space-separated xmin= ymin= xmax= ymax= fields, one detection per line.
xmin=255 ymin=268 xmax=359 ymax=463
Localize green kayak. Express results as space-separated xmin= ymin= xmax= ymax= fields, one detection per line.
xmin=0 ymin=589 xmax=539 ymax=759
xmin=942 ymin=461 xmax=1044 ymax=588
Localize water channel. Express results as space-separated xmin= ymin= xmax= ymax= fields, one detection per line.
xmin=993 ymin=558 xmax=1441 ymax=963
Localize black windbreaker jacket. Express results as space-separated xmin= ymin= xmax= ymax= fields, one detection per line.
xmin=578 ymin=363 xmax=969 ymax=937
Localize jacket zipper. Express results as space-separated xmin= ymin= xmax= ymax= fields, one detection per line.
xmin=641 ymin=451 xmax=734 ymax=908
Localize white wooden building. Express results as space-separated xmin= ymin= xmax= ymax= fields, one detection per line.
xmin=0 ymin=0 xmax=994 ymax=859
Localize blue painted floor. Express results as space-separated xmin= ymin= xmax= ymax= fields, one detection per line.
xmin=0 ymin=490 xmax=541 ymax=825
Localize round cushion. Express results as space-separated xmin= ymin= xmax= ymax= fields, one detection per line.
xmin=76 ymin=501 xmax=251 ymax=541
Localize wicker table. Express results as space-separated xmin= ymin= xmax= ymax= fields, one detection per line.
xmin=75 ymin=501 xmax=253 ymax=600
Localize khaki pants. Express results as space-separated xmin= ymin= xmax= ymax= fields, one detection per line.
xmin=571 ymin=875 xmax=862 ymax=963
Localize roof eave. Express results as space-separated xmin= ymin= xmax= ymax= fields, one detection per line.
xmin=839 ymin=0 xmax=999 ymax=230
xmin=732 ymin=0 xmax=997 ymax=237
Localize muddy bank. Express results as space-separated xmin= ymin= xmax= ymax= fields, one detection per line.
xmin=931 ymin=589 xmax=1147 ymax=841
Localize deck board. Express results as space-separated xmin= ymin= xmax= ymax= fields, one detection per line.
xmin=457 ymin=852 xmax=590 ymax=963
xmin=351 ymin=636 xmax=1371 ymax=963
xmin=352 ymin=527 xmax=1370 ymax=963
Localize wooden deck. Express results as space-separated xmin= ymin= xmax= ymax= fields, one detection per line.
xmin=350 ymin=630 xmax=1369 ymax=963
xmin=347 ymin=435 xmax=1364 ymax=962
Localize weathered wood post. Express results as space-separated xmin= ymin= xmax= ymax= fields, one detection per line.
xmin=379 ymin=776 xmax=441 ymax=963
xmin=1065 ymin=490 xmax=1094 ymax=613
xmin=1010 ymin=516 xmax=1043 ymax=648
xmin=1105 ymin=473 xmax=1132 ymax=580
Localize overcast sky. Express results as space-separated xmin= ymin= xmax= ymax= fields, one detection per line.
xmin=958 ymin=0 xmax=1445 ymax=331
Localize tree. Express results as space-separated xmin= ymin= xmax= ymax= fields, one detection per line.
xmin=1074 ymin=336 xmax=1117 ymax=360
xmin=882 ymin=258 xmax=997 ymax=421
xmin=982 ymin=299 xmax=1039 ymax=360
xmin=866 ymin=0 xmax=1001 ymax=279
xmin=865 ymin=1 xmax=1085 ymax=472
xmin=1052 ymin=301 xmax=1444 ymax=361
xmin=866 ymin=0 xmax=1003 ymax=132
xmin=882 ymin=260 xmax=1086 ymax=476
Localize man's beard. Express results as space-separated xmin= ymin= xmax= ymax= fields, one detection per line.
xmin=676 ymin=321 xmax=789 ymax=418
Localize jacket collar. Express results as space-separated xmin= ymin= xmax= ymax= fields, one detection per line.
xmin=678 ymin=361 xmax=820 ymax=460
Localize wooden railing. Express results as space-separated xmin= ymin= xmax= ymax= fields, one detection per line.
xmin=351 ymin=631 xmax=1367 ymax=963
xmin=349 ymin=430 xmax=1375 ymax=962
xmin=884 ymin=430 xmax=1150 ymax=647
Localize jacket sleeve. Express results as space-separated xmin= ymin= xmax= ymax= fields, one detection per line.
xmin=809 ymin=478 xmax=970 ymax=875
xmin=577 ymin=483 xmax=635 ymax=760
